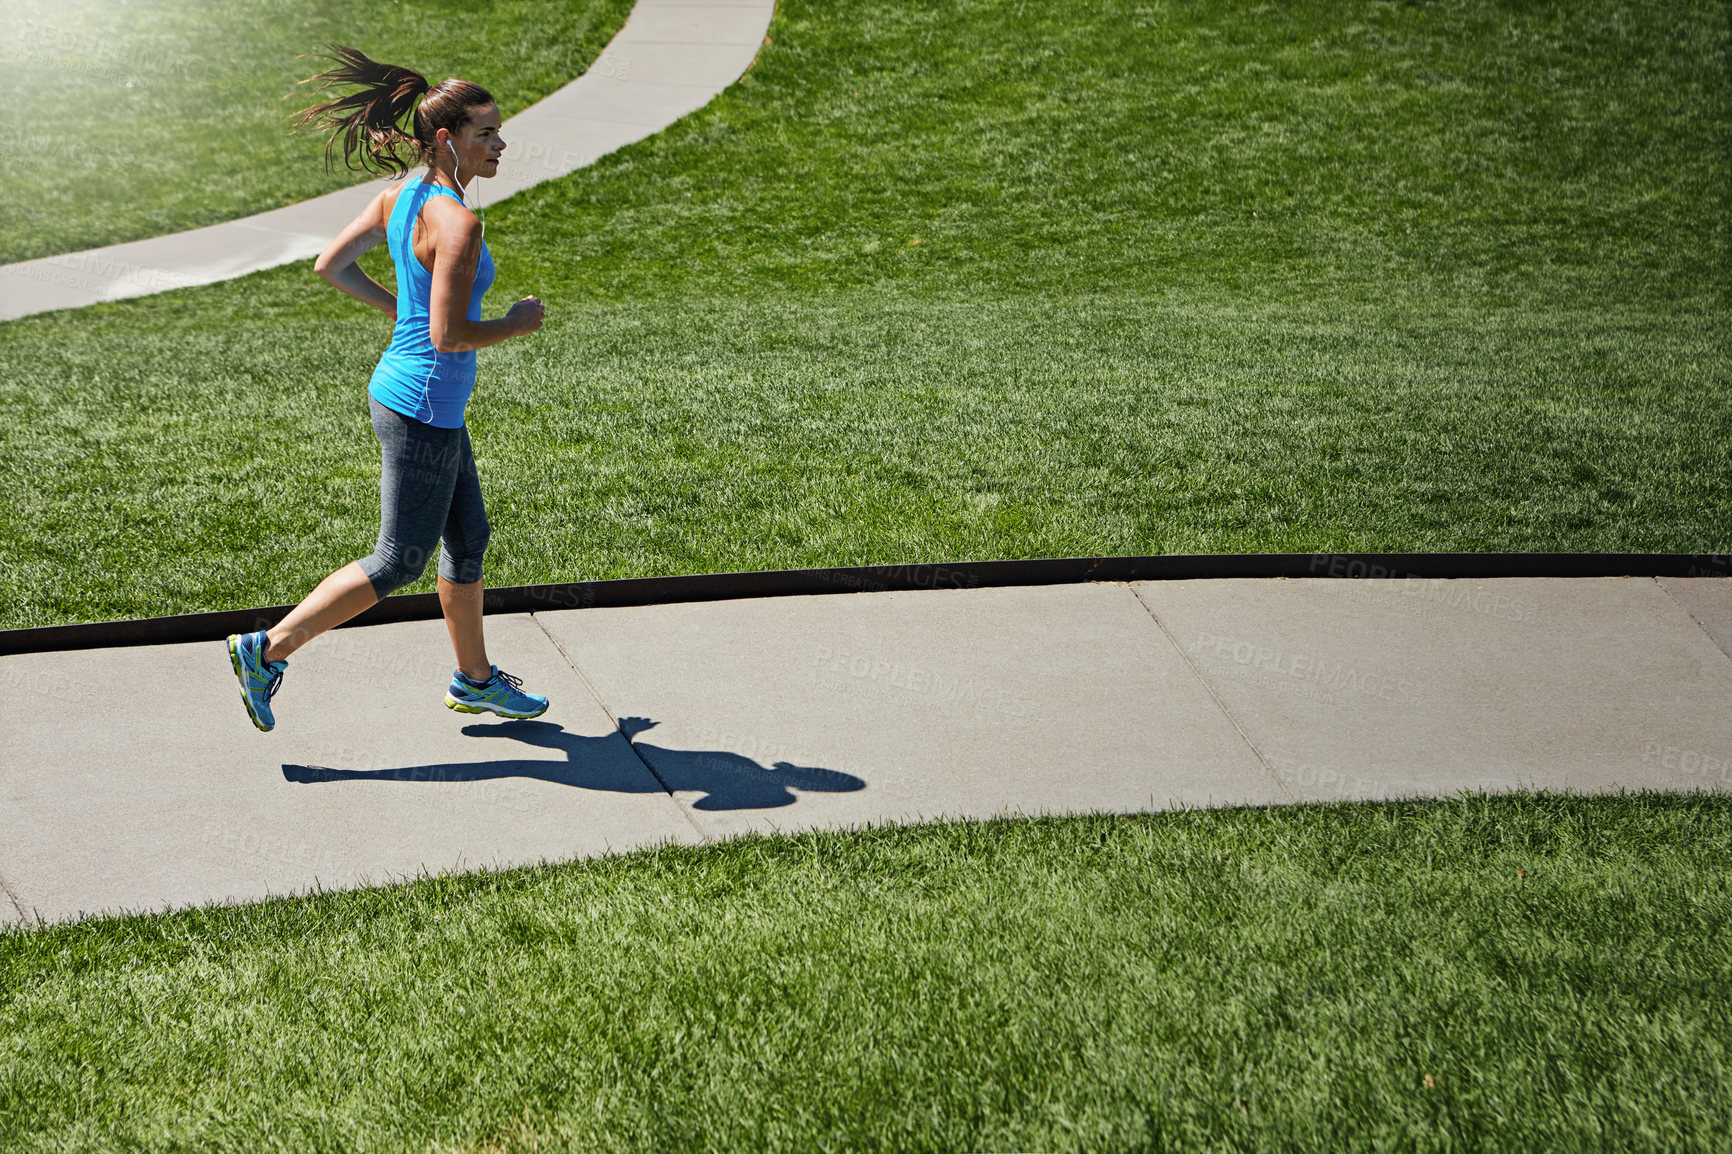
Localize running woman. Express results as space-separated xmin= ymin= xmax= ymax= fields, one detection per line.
xmin=227 ymin=45 xmax=549 ymax=731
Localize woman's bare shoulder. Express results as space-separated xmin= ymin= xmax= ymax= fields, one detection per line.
xmin=378 ymin=179 xmax=410 ymax=220
xmin=418 ymin=190 xmax=482 ymax=243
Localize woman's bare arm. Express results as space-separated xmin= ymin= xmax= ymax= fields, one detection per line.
xmin=313 ymin=188 xmax=398 ymax=319
xmin=423 ymin=197 xmax=543 ymax=353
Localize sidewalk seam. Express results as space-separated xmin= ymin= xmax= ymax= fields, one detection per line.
xmin=0 ymin=867 xmax=27 ymax=922
xmin=1655 ymin=577 xmax=1732 ymax=664
xmin=1128 ymin=583 xmax=1296 ymax=803
xmin=530 ymin=614 xmax=709 ymax=841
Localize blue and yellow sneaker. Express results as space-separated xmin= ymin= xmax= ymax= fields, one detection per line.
xmin=227 ymin=630 xmax=287 ymax=732
xmin=445 ymin=665 xmax=549 ymax=719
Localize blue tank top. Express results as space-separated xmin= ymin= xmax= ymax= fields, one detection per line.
xmin=368 ymin=181 xmax=495 ymax=428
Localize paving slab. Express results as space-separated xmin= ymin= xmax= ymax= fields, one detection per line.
xmin=0 ymin=182 xmax=388 ymax=315
xmin=634 ymin=0 xmax=775 ymax=9
xmin=587 ymin=42 xmax=765 ymax=88
xmin=616 ymin=5 xmax=781 ymax=45
xmin=1659 ymin=577 xmax=1732 ymax=662
xmin=1136 ymin=577 xmax=1732 ymax=801
xmin=520 ymin=80 xmax=728 ymax=130
xmin=486 ymin=115 xmax=666 ymax=198
xmin=536 ymin=583 xmax=1289 ymax=842
xmin=0 ymin=614 xmax=698 ymax=926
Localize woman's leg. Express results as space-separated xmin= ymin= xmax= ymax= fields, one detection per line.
xmin=268 ymin=397 xmax=459 ymax=663
xmin=439 ymin=574 xmax=490 ymax=681
xmin=264 ymin=562 xmax=378 ymax=663
xmin=436 ymin=427 xmax=547 ymax=719
xmin=437 ymin=423 xmax=493 ymax=682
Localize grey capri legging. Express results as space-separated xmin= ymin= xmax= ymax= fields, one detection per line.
xmin=358 ymin=395 xmax=491 ymax=597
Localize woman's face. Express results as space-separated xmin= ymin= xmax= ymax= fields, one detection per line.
xmin=446 ymin=103 xmax=505 ymax=180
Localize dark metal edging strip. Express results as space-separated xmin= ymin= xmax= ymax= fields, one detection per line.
xmin=2 ymin=552 xmax=1726 ymax=657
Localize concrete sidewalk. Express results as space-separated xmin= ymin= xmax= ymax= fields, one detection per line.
xmin=3 ymin=575 xmax=1729 ymax=926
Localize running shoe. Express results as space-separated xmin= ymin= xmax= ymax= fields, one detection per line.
xmin=227 ymin=630 xmax=287 ymax=732
xmin=445 ymin=665 xmax=549 ymax=719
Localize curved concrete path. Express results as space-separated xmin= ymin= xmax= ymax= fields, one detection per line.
xmin=0 ymin=0 xmax=774 ymax=321
xmin=2 ymin=575 xmax=1729 ymax=926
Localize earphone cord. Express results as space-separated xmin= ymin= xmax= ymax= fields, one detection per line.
xmin=449 ymin=140 xmax=484 ymax=237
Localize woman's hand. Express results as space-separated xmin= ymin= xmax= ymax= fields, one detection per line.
xmin=506 ymin=296 xmax=545 ymax=337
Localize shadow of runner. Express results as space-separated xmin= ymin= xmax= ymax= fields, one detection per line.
xmin=283 ymin=716 xmax=864 ymax=811
xmin=615 ymin=716 xmax=865 ymax=812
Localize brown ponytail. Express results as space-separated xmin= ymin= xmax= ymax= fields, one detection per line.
xmin=293 ymin=44 xmax=495 ymax=177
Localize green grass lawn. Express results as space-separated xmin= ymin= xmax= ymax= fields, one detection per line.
xmin=0 ymin=0 xmax=635 ymax=264
xmin=3 ymin=8 xmax=1726 ymax=1149
xmin=2 ymin=793 xmax=1727 ymax=1151
xmin=1 ymin=0 xmax=1727 ymax=630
